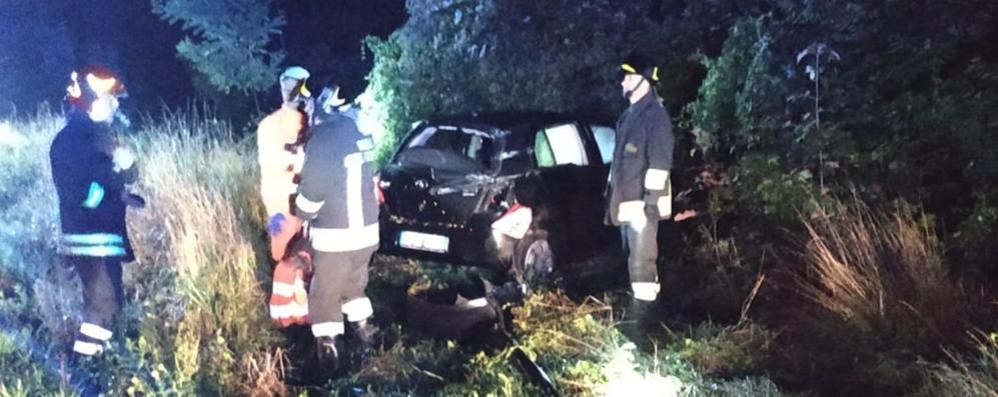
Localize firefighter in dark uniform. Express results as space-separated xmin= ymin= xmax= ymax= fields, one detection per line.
xmin=294 ymin=85 xmax=380 ymax=368
xmin=50 ymin=66 xmax=141 ymax=357
xmin=606 ymin=52 xmax=675 ymax=307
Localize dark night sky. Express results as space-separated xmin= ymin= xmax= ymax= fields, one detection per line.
xmin=0 ymin=0 xmax=406 ymax=114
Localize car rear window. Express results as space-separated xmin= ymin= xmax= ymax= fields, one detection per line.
xmin=396 ymin=125 xmax=495 ymax=173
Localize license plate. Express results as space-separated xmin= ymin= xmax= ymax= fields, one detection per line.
xmin=398 ymin=231 xmax=450 ymax=253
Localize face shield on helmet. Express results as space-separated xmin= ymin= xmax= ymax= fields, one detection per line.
xmin=310 ymin=85 xmax=350 ymax=125
xmin=279 ymin=66 xmax=312 ymax=106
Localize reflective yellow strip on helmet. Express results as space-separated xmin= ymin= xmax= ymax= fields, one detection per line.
xmin=621 ymin=64 xmax=638 ymax=74
xmin=300 ymin=83 xmax=311 ymax=98
xmin=652 ymin=67 xmax=659 ymax=81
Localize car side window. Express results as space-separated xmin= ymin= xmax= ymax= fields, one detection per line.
xmin=591 ymin=125 xmax=615 ymax=165
xmin=534 ymin=123 xmax=588 ymax=168
xmin=534 ymin=130 xmax=556 ymax=167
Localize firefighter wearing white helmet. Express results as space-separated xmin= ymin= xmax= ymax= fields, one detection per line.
xmin=606 ymin=52 xmax=675 ymax=308
xmin=50 ymin=65 xmax=144 ymax=358
xmin=259 ymin=66 xmax=314 ymax=328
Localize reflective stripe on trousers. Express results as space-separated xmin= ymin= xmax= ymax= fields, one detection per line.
xmin=60 ymin=233 xmax=126 ymax=257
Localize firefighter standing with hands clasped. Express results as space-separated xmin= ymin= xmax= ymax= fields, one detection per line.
xmin=606 ymin=52 xmax=676 ymax=323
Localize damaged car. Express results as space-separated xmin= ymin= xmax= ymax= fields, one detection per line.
xmin=377 ymin=112 xmax=621 ymax=280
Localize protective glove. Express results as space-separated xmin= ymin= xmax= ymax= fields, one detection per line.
xmin=618 ymin=200 xmax=647 ymax=229
xmin=112 ymin=147 xmax=136 ymax=172
xmin=268 ymin=213 xmax=286 ymax=236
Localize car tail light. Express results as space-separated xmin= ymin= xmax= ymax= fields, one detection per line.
xmin=374 ymin=175 xmax=387 ymax=205
xmin=491 ymin=203 xmax=532 ymax=240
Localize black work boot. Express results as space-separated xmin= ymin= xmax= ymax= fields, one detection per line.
xmin=350 ymin=319 xmax=381 ymax=349
xmin=66 ymin=352 xmax=105 ymax=397
xmin=620 ymin=297 xmax=660 ymax=345
xmin=316 ymin=335 xmax=346 ymax=375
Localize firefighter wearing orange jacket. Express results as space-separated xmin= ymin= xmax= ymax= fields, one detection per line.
xmin=295 ymin=86 xmax=380 ymax=368
xmin=50 ymin=66 xmax=142 ymax=357
xmin=258 ymin=66 xmax=312 ymax=327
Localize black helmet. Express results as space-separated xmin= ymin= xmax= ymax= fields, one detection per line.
xmin=620 ymin=52 xmax=659 ymax=84
xmin=66 ymin=65 xmax=127 ymax=111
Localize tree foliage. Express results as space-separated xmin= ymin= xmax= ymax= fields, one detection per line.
xmin=681 ymin=0 xmax=998 ymax=257
xmin=0 ymin=2 xmax=75 ymax=115
xmin=151 ymin=0 xmax=286 ymax=94
xmin=364 ymin=0 xmax=668 ymax=148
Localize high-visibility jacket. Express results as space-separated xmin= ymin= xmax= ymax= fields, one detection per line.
xmin=295 ymin=111 xmax=379 ymax=252
xmin=257 ymin=106 xmax=307 ymax=217
xmin=50 ymin=111 xmax=136 ymax=260
xmin=258 ymin=106 xmax=311 ymax=327
xmin=268 ymin=249 xmax=311 ymax=327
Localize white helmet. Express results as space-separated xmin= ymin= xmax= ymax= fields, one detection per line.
xmin=280 ymin=66 xmax=310 ymax=82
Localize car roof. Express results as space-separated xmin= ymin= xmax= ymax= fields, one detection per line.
xmin=423 ymin=111 xmax=611 ymax=133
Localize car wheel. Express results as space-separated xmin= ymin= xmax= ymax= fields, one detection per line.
xmin=512 ymin=231 xmax=555 ymax=283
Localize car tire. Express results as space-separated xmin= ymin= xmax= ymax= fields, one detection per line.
xmin=512 ymin=231 xmax=555 ymax=284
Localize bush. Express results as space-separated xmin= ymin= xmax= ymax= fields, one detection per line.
xmin=774 ymin=198 xmax=989 ymax=395
xmin=918 ymin=334 xmax=998 ymax=397
xmin=797 ymin=199 xmax=966 ymax=344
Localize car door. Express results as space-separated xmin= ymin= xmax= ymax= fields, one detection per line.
xmin=531 ymin=122 xmax=609 ymax=257
xmin=579 ymin=123 xmax=619 ymax=249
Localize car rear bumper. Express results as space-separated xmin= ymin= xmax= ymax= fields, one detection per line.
xmin=378 ymin=213 xmax=512 ymax=269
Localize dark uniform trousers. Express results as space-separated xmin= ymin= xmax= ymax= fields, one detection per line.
xmin=309 ymin=245 xmax=378 ymax=325
xmin=620 ymin=206 xmax=660 ymax=286
xmin=71 ymin=256 xmax=124 ymax=328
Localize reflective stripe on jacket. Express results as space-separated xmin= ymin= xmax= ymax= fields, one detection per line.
xmin=295 ymin=111 xmax=380 ymax=252
xmin=50 ymin=112 xmax=134 ymax=260
xmin=269 ymin=252 xmax=311 ymax=327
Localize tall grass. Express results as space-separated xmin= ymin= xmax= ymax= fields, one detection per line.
xmin=1 ymin=108 xmax=786 ymax=396
xmin=0 ymin=107 xmax=283 ymax=396
xmin=126 ymin=108 xmax=284 ymax=396
xmin=798 ymin=199 xmax=967 ymax=345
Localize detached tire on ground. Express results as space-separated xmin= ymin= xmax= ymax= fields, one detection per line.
xmin=405 ymin=282 xmax=499 ymax=341
xmin=512 ymin=230 xmax=555 ymax=284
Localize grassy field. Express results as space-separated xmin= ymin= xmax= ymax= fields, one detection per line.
xmin=0 ymin=109 xmax=788 ymax=396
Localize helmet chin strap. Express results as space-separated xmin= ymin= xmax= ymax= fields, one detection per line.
xmin=623 ymin=77 xmax=646 ymax=102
